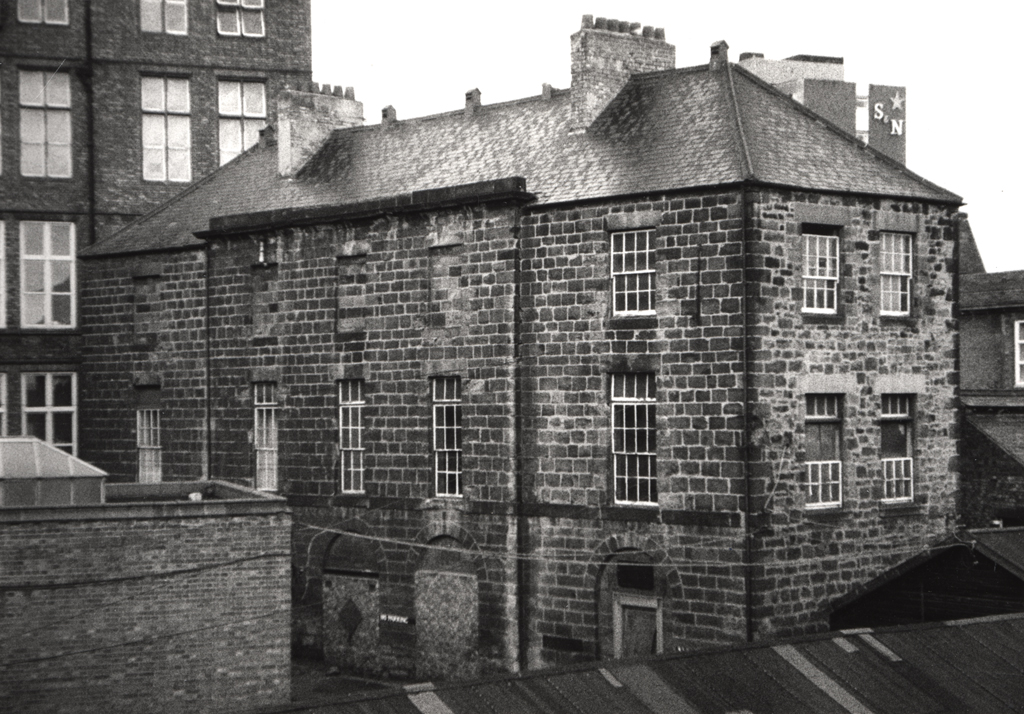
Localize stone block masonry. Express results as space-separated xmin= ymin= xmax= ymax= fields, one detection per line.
xmin=80 ymin=178 xmax=963 ymax=678
xmin=0 ymin=482 xmax=291 ymax=714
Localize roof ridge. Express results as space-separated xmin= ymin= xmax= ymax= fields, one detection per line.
xmin=724 ymin=61 xmax=754 ymax=179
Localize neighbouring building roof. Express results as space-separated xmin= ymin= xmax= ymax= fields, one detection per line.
xmin=268 ymin=614 xmax=1024 ymax=714
xmin=82 ymin=61 xmax=960 ymax=259
xmin=961 ymin=271 xmax=1024 ymax=310
xmin=970 ymin=528 xmax=1024 ymax=581
xmin=0 ymin=437 xmax=107 ymax=479
xmin=966 ymin=413 xmax=1024 ymax=466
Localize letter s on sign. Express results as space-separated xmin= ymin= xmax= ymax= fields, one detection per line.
xmin=874 ymin=102 xmax=885 ymax=120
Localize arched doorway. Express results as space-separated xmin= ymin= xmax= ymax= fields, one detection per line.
xmin=597 ymin=550 xmax=665 ymax=659
xmin=414 ymin=536 xmax=479 ymax=680
xmin=322 ymin=532 xmax=381 ymax=674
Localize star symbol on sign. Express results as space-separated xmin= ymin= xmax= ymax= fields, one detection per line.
xmin=891 ymin=92 xmax=904 ymax=112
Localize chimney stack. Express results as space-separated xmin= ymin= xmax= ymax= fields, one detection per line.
xmin=465 ymin=88 xmax=481 ymax=117
xmin=709 ymin=40 xmax=729 ymax=71
xmin=570 ymin=14 xmax=675 ymax=130
xmin=275 ymin=83 xmax=364 ymax=177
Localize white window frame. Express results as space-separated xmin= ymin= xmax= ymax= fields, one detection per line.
xmin=20 ymin=221 xmax=76 ymax=328
xmin=18 ymin=0 xmax=68 ymax=24
xmin=880 ymin=231 xmax=912 ymax=315
xmin=19 ymin=70 xmax=72 ymax=178
xmin=0 ymin=374 xmax=7 ymax=437
xmin=881 ymin=394 xmax=914 ymax=503
xmin=140 ymin=0 xmax=187 ymax=34
xmin=805 ymin=394 xmax=842 ymax=509
xmin=1016 ymin=321 xmax=1024 ymax=387
xmin=432 ymin=377 xmax=462 ymax=497
xmin=217 ymin=80 xmax=266 ymax=165
xmin=22 ymin=373 xmax=77 ymax=455
xmin=141 ymin=76 xmax=191 ymax=183
xmin=612 ymin=593 xmax=663 ymax=659
xmin=612 ymin=373 xmax=657 ymax=505
xmin=0 ymin=222 xmax=5 ymax=328
xmin=611 ymin=229 xmax=656 ymax=316
xmin=137 ymin=408 xmax=162 ymax=483
xmin=338 ymin=380 xmax=365 ymax=493
xmin=802 ymin=231 xmax=839 ymax=314
xmin=216 ymin=0 xmax=265 ymax=37
xmin=254 ymin=382 xmax=278 ymax=490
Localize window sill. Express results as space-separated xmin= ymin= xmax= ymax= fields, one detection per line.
xmin=879 ymin=500 xmax=924 ymax=517
xmin=804 ymin=505 xmax=847 ymax=519
xmin=801 ymin=312 xmax=844 ymax=325
xmin=607 ymin=315 xmax=658 ymax=330
xmin=879 ymin=314 xmax=915 ymax=326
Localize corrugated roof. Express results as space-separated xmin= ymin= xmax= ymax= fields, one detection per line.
xmin=257 ymin=614 xmax=1024 ymax=714
xmin=961 ymin=271 xmax=1024 ymax=310
xmin=83 ymin=61 xmax=961 ymax=259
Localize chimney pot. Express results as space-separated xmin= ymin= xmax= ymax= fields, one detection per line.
xmin=382 ymin=105 xmax=397 ymax=124
xmin=344 ymin=87 xmax=355 ymax=100
xmin=654 ymin=28 xmax=665 ymax=41
xmin=594 ymin=17 xmax=607 ymax=30
xmin=542 ymin=83 xmax=553 ymax=100
xmin=332 ymin=86 xmax=344 ymax=97
xmin=642 ymin=25 xmax=654 ymax=38
xmin=581 ymin=14 xmax=593 ymax=29
xmin=321 ymin=83 xmax=332 ymax=95
xmin=629 ymin=22 xmax=641 ymax=34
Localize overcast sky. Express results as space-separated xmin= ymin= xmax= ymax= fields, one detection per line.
xmin=311 ymin=1 xmax=1022 ymax=272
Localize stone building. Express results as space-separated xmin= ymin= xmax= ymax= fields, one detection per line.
xmin=79 ymin=16 xmax=966 ymax=679
xmin=0 ymin=0 xmax=313 ymax=457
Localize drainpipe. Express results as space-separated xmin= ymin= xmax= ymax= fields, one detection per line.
xmin=84 ymin=0 xmax=97 ymax=244
xmin=512 ymin=203 xmax=529 ymax=672
xmin=741 ymin=185 xmax=754 ymax=643
xmin=204 ymin=243 xmax=213 ymax=480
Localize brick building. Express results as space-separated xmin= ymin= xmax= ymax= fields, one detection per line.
xmin=0 ymin=0 xmax=312 ymax=457
xmin=959 ymin=246 xmax=1024 ymax=527
xmin=0 ymin=477 xmax=292 ymax=713
xmin=79 ymin=16 xmax=966 ymax=679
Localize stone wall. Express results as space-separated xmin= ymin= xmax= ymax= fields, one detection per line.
xmin=78 ymin=182 xmax=962 ymax=677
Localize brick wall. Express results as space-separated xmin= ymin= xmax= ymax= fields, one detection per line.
xmin=80 ymin=250 xmax=209 ymax=480
xmin=961 ymin=419 xmax=1024 ymax=527
xmin=0 ymin=482 xmax=291 ymax=713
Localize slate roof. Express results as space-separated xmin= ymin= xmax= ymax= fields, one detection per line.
xmin=255 ymin=614 xmax=1024 ymax=714
xmin=961 ymin=270 xmax=1024 ymax=311
xmin=966 ymin=413 xmax=1024 ymax=466
xmin=971 ymin=528 xmax=1024 ymax=581
xmin=83 ymin=62 xmax=961 ymax=258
